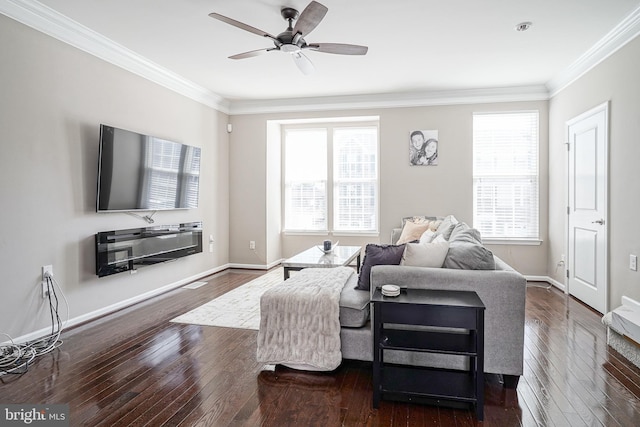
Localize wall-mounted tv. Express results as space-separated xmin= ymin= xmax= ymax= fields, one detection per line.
xmin=97 ymin=124 xmax=201 ymax=212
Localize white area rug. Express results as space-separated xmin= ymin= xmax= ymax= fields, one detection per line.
xmin=171 ymin=268 xmax=285 ymax=330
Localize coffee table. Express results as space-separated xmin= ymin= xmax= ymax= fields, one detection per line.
xmin=281 ymin=245 xmax=362 ymax=280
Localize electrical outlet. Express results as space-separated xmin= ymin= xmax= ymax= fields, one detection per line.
xmin=42 ymin=265 xmax=53 ymax=280
xmin=41 ymin=265 xmax=53 ymax=299
xmin=249 ymin=240 xmax=256 ymax=250
xmin=630 ymin=254 xmax=637 ymax=271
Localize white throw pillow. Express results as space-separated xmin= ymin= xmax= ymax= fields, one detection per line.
xmin=419 ymin=229 xmax=436 ymax=244
xmin=400 ymin=241 xmax=450 ymax=268
xmin=432 ymin=234 xmax=447 ymax=244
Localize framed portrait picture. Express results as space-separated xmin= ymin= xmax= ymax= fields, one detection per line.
xmin=409 ymin=130 xmax=438 ymax=166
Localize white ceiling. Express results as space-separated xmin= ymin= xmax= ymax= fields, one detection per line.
xmin=12 ymin=0 xmax=640 ymax=105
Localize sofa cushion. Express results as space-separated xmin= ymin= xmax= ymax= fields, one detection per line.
xmin=443 ymin=224 xmax=495 ymax=270
xmin=340 ymin=274 xmax=370 ymax=327
xmin=356 ymin=243 xmax=405 ymax=290
xmin=400 ymin=241 xmax=450 ymax=268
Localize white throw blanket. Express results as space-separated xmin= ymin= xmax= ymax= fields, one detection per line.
xmin=256 ymin=267 xmax=354 ymax=371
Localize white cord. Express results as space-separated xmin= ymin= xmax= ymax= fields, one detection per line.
xmin=0 ymin=274 xmax=69 ymax=377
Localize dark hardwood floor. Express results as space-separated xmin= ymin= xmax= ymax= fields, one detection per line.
xmin=2 ymin=270 xmax=640 ymax=426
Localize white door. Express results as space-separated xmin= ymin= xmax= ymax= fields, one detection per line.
xmin=566 ymin=102 xmax=608 ymax=314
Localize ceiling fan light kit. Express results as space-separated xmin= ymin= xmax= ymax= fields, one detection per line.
xmin=209 ymin=1 xmax=368 ymax=74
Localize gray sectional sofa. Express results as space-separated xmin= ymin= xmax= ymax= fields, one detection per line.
xmin=337 ymin=217 xmax=527 ymax=388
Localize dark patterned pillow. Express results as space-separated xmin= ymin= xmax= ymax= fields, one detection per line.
xmin=356 ymin=243 xmax=406 ymax=290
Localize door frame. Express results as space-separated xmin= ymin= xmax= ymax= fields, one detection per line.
xmin=565 ymin=101 xmax=609 ymax=312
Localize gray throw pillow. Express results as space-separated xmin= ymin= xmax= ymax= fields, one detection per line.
xmin=434 ymin=214 xmax=459 ymax=240
xmin=449 ymin=222 xmax=478 ymax=242
xmin=443 ymin=225 xmax=495 ymax=270
xmin=356 ymin=243 xmax=405 ymax=290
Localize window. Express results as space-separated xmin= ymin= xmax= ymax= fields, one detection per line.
xmin=284 ymin=129 xmax=327 ymax=231
xmin=284 ymin=123 xmax=378 ymax=234
xmin=333 ymin=127 xmax=378 ymax=232
xmin=473 ymin=111 xmax=539 ymax=240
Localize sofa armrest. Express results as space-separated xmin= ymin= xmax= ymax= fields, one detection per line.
xmin=370 ymin=264 xmax=526 ymax=376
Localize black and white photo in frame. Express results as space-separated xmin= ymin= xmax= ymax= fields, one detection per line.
xmin=409 ymin=130 xmax=438 ymax=166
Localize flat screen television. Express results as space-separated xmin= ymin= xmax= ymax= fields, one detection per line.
xmin=97 ymin=124 xmax=201 ymax=212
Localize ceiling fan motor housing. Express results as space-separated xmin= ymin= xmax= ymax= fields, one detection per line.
xmin=280 ymin=7 xmax=299 ymax=21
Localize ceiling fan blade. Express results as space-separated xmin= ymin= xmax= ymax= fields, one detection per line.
xmin=209 ymin=12 xmax=278 ymax=42
xmin=292 ymin=52 xmax=315 ymax=75
xmin=293 ymin=1 xmax=328 ymax=37
xmin=229 ymin=48 xmax=273 ymax=60
xmin=307 ymin=43 xmax=368 ymax=55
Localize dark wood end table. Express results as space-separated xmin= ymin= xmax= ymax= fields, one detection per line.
xmin=371 ymin=288 xmax=486 ymax=421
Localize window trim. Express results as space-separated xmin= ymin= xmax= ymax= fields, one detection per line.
xmin=483 ymin=238 xmax=542 ymax=246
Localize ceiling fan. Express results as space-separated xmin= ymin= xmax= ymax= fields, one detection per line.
xmin=209 ymin=1 xmax=368 ymax=75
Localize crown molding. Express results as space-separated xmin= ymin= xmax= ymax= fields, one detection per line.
xmin=228 ymin=85 xmax=550 ymax=115
xmin=4 ymin=0 xmax=638 ymax=114
xmin=0 ymin=0 xmax=549 ymax=116
xmin=1 ymin=0 xmax=230 ymax=113
xmin=546 ymin=4 xmax=640 ymax=97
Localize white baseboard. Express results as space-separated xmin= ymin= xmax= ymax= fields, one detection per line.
xmin=8 ymin=264 xmax=230 ymax=345
xmin=229 ymin=259 xmax=284 ymax=270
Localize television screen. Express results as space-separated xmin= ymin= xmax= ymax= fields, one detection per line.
xmin=97 ymin=124 xmax=201 ymax=212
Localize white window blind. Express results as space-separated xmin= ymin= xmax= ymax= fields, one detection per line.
xmin=333 ymin=127 xmax=378 ymax=232
xmin=473 ymin=111 xmax=539 ymax=240
xmin=284 ymin=129 xmax=328 ymax=231
xmin=283 ymin=123 xmax=378 ymax=234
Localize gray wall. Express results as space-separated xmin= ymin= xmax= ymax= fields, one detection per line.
xmin=548 ymin=35 xmax=640 ymax=311
xmin=229 ymin=101 xmax=550 ymax=276
xmin=0 ymin=15 xmax=230 ymax=338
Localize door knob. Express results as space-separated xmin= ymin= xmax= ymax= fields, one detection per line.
xmin=592 ymin=219 xmax=605 ymax=225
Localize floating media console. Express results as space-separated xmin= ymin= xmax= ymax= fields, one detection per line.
xmin=95 ymin=222 xmax=203 ymax=277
